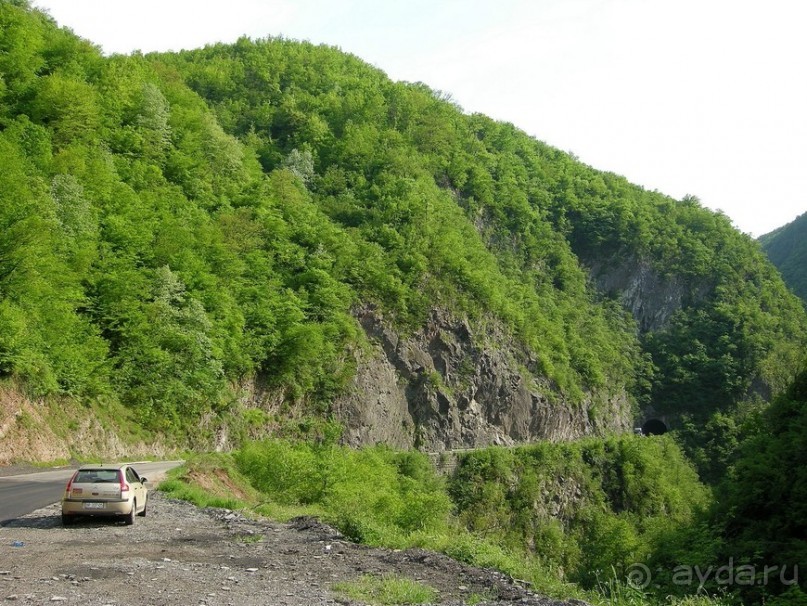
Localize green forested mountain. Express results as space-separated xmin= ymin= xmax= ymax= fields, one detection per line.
xmin=1 ymin=1 xmax=805 ymax=451
xmin=4 ymin=4 xmax=807 ymax=604
xmin=760 ymin=212 xmax=807 ymax=304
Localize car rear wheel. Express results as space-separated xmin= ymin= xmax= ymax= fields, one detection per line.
xmin=61 ymin=514 xmax=75 ymax=526
xmin=124 ymin=500 xmax=136 ymax=525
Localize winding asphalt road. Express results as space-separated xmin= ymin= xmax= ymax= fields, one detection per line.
xmin=0 ymin=461 xmax=183 ymax=525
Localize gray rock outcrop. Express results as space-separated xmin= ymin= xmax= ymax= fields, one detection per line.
xmin=584 ymin=254 xmax=711 ymax=332
xmin=332 ymin=307 xmax=631 ymax=451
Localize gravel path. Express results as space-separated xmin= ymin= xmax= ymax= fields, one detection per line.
xmin=0 ymin=492 xmax=585 ymax=606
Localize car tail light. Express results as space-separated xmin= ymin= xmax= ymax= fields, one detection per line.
xmin=65 ymin=471 xmax=78 ymax=495
xmin=119 ymin=471 xmax=130 ymax=495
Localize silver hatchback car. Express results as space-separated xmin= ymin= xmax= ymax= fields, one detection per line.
xmin=61 ymin=464 xmax=148 ymax=526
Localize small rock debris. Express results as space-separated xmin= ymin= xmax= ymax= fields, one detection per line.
xmin=1 ymin=492 xmax=583 ymax=606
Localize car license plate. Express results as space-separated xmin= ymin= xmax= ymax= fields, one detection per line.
xmin=83 ymin=502 xmax=105 ymax=510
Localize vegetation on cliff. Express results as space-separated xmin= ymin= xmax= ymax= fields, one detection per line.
xmin=1 ymin=1 xmax=637 ymax=433
xmin=1 ymin=2 xmax=804 ymax=444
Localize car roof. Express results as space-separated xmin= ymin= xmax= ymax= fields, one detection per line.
xmin=76 ymin=463 xmax=130 ymax=470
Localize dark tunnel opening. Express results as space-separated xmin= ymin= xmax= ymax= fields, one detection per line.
xmin=642 ymin=418 xmax=668 ymax=436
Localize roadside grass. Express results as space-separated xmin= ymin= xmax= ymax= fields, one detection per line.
xmin=332 ymin=574 xmax=439 ymax=605
xmin=596 ymin=575 xmax=730 ymax=606
xmin=253 ymin=500 xmax=326 ymax=522
xmin=415 ymin=530 xmax=584 ymax=602
xmin=159 ymin=452 xmax=326 ymax=521
xmin=158 ymin=452 xmax=256 ymax=510
xmin=159 ymin=477 xmax=247 ymax=510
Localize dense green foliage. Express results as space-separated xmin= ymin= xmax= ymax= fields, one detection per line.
xmin=449 ymin=436 xmax=711 ymax=590
xmin=0 ymin=1 xmax=632 ymax=427
xmin=760 ymin=212 xmax=807 ymax=304
xmin=165 ymin=38 xmax=807 ymax=418
xmin=235 ymin=437 xmax=452 ymax=545
xmin=158 ymin=37 xmax=654 ymax=401
xmin=1 ymin=2 xmax=804 ymax=439
xmin=713 ymin=364 xmax=807 ymax=603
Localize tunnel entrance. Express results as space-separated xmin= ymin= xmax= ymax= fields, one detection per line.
xmin=642 ymin=418 xmax=668 ymax=436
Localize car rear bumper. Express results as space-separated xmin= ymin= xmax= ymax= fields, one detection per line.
xmin=61 ymin=499 xmax=134 ymax=516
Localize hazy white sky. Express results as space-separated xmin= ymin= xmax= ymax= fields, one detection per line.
xmin=31 ymin=0 xmax=807 ymax=236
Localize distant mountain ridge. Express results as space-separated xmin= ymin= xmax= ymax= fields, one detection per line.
xmin=760 ymin=211 xmax=807 ymax=303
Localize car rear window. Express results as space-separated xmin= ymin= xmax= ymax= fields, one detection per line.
xmin=74 ymin=469 xmax=120 ymax=483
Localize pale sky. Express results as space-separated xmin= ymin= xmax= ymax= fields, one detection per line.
xmin=31 ymin=0 xmax=807 ymax=236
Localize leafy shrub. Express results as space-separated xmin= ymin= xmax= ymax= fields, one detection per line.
xmin=234 ymin=440 xmax=451 ymax=545
xmin=236 ymin=439 xmax=324 ymax=504
xmin=159 ymin=478 xmax=246 ymax=510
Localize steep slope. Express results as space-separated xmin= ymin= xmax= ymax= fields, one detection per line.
xmin=760 ymin=211 xmax=807 ymax=304
xmin=162 ymin=39 xmax=807 ymax=438
xmin=0 ymin=3 xmax=805 ymax=456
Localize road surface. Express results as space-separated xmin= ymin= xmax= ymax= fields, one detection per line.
xmin=0 ymin=460 xmax=183 ymax=525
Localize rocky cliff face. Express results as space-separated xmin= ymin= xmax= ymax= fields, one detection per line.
xmin=244 ymin=254 xmax=713 ymax=452
xmin=583 ymin=254 xmax=716 ymax=432
xmin=331 ymin=307 xmax=632 ymax=451
xmin=584 ymin=255 xmax=712 ymax=332
xmin=331 ymin=254 xmax=715 ymax=451
xmin=0 ymin=385 xmax=165 ymax=465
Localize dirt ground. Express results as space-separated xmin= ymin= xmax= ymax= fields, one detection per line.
xmin=0 ymin=492 xmax=586 ymax=606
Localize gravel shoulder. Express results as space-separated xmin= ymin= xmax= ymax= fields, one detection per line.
xmin=0 ymin=492 xmax=583 ymax=606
